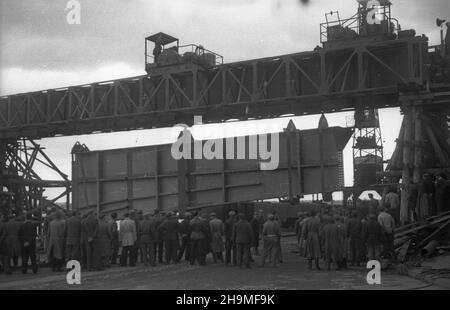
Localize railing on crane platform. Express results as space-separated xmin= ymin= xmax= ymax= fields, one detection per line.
xmin=145 ymin=43 xmax=224 ymax=69
xmin=320 ymin=11 xmax=399 ymax=44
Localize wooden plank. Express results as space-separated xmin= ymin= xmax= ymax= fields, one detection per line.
xmin=395 ymin=211 xmax=450 ymax=233
xmin=395 ymin=214 xmax=450 ymax=238
xmin=414 ymin=220 xmax=450 ymax=251
xmin=397 ymin=239 xmax=411 ymax=262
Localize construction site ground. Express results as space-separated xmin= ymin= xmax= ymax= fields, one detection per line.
xmin=0 ymin=236 xmax=447 ymax=290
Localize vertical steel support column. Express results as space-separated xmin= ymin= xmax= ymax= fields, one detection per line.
xmin=400 ymin=105 xmax=413 ymax=224
xmin=284 ymin=121 xmax=297 ymax=202
xmin=154 ymin=146 xmax=160 ymax=212
xmin=319 ymin=127 xmax=325 ymax=197
xmin=96 ymin=152 xmax=101 ymax=216
xmin=126 ymin=151 xmax=133 ymax=211
xmin=413 ymin=106 xmax=423 ymax=183
xmin=0 ymin=141 xmax=7 ymax=192
xmin=296 ymin=130 xmax=303 ymax=195
xmin=177 ymin=130 xmax=192 ymax=214
xmin=222 ymin=140 xmax=227 ymax=205
xmin=177 ymin=155 xmax=188 ymax=215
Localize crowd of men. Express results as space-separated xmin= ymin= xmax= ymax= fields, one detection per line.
xmin=1 ymin=173 xmax=448 ymax=276
xmin=295 ymin=195 xmax=399 ymax=271
xmin=0 ymin=207 xmax=284 ymax=275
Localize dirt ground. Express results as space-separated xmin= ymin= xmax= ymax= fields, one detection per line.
xmin=0 ymin=237 xmax=445 ymax=290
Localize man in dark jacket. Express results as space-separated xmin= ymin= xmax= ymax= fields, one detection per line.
xmin=178 ymin=212 xmax=192 ymax=262
xmin=131 ymin=210 xmax=143 ymax=265
xmin=18 ymin=213 xmax=38 ymax=274
xmin=0 ymin=214 xmax=11 ymax=275
xmin=110 ymin=212 xmax=119 ymax=265
xmin=65 ymin=211 xmax=81 ymax=262
xmin=6 ymin=215 xmax=22 ymax=268
xmin=81 ymin=211 xmax=99 ymax=271
xmin=224 ymin=210 xmax=237 ymax=266
xmin=140 ymin=213 xmax=157 ymax=266
xmin=153 ymin=210 xmax=165 ymax=264
xmin=43 ymin=207 xmax=56 ymax=254
xmin=232 ymin=213 xmax=254 ymax=269
xmin=189 ymin=213 xmax=210 ymax=266
xmin=158 ymin=212 xmax=180 ymax=264
xmin=347 ymin=211 xmax=363 ymax=266
xmin=250 ymin=211 xmax=263 ymax=256
xmin=364 ymin=214 xmax=382 ymax=260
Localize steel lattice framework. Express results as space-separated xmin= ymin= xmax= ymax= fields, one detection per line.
xmin=0 ymin=37 xmax=430 ymax=140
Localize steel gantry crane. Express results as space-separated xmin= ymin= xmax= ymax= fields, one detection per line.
xmin=0 ymin=1 xmax=449 ymax=217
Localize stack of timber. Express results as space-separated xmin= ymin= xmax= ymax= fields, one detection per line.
xmin=394 ymin=211 xmax=450 ymax=263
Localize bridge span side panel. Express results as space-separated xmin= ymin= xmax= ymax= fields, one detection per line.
xmin=72 ymin=126 xmax=352 ymax=215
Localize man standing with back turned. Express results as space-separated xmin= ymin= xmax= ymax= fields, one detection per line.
xmin=233 ymin=213 xmax=254 ymax=269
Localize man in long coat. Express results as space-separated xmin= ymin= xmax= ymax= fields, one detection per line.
xmin=321 ymin=216 xmax=341 ymax=271
xmin=0 ymin=214 xmax=11 ymax=274
xmin=347 ymin=211 xmax=363 ymax=266
xmin=364 ymin=214 xmax=382 ymax=260
xmin=110 ymin=212 xmax=119 ymax=265
xmin=65 ymin=211 xmax=81 ymax=262
xmin=232 ymin=213 xmax=254 ymax=269
xmin=158 ymin=212 xmax=180 ymax=264
xmin=224 ymin=210 xmax=237 ymax=266
xmin=140 ymin=213 xmax=157 ymax=266
xmin=47 ymin=211 xmax=66 ymax=272
xmin=130 ymin=210 xmax=143 ymax=265
xmin=335 ymin=215 xmax=347 ymax=269
xmin=153 ymin=210 xmax=165 ymax=264
xmin=98 ymin=213 xmax=113 ymax=268
xmin=189 ymin=213 xmax=210 ymax=266
xmin=178 ymin=212 xmax=192 ymax=262
xmin=377 ymin=206 xmax=396 ymax=258
xmin=81 ymin=211 xmax=99 ymax=271
xmin=18 ymin=213 xmax=39 ymax=274
xmin=5 ymin=215 xmax=22 ymax=268
xmin=209 ymin=213 xmax=224 ymax=263
xmin=302 ymin=210 xmax=321 ymax=270
xmin=250 ymin=211 xmax=263 ymax=256
xmin=43 ymin=207 xmax=56 ymax=254
xmin=119 ymin=212 xmax=137 ymax=267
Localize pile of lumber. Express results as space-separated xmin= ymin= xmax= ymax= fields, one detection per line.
xmin=394 ymin=211 xmax=450 ymax=263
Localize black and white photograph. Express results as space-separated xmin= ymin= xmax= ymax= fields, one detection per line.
xmin=0 ymin=0 xmax=449 ymax=295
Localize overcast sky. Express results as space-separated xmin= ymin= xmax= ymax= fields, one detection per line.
xmin=1 ymin=0 xmax=449 ymax=201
